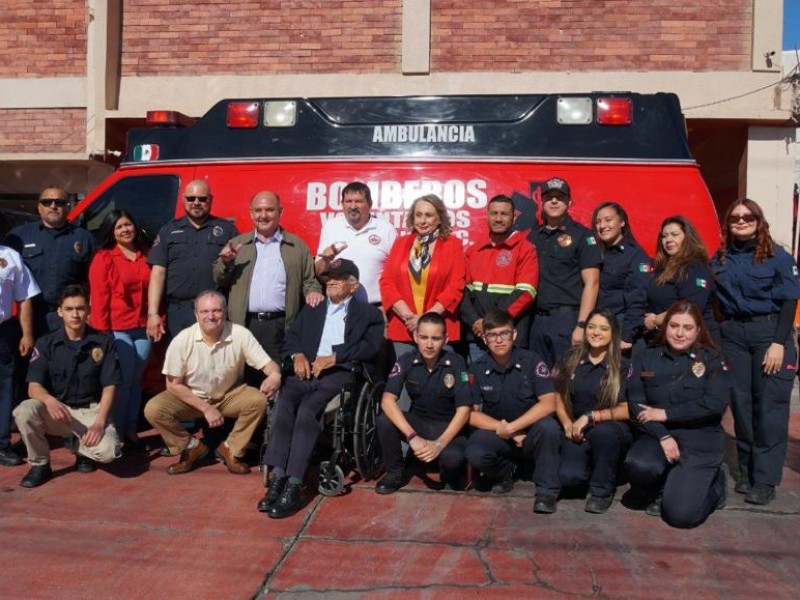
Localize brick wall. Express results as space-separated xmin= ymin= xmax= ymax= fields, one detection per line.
xmin=121 ymin=0 xmax=402 ymax=75
xmin=0 ymin=109 xmax=86 ymax=153
xmin=432 ymin=0 xmax=752 ymax=71
xmin=0 ymin=1 xmax=87 ymax=77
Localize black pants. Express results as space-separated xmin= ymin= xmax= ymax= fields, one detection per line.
xmin=377 ymin=411 xmax=467 ymax=476
xmin=465 ymin=417 xmax=561 ymax=496
xmin=559 ymin=421 xmax=632 ymax=497
xmin=624 ymin=427 xmax=725 ymax=529
xmin=166 ymin=301 xmax=197 ymax=339
xmin=264 ymin=370 xmax=351 ymax=481
xmin=529 ymin=310 xmax=577 ymax=369
xmin=721 ymin=318 xmax=795 ymax=487
xmin=0 ymin=319 xmax=18 ymax=450
xmin=245 ymin=314 xmax=286 ymax=365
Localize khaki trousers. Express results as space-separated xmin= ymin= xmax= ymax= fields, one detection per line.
xmin=144 ymin=383 xmax=266 ymax=457
xmin=13 ymin=399 xmax=122 ymax=467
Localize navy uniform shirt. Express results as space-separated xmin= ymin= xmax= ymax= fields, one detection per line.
xmin=469 ymin=347 xmax=555 ymax=422
xmin=385 ymin=350 xmax=471 ymax=422
xmin=528 ymin=215 xmax=602 ymax=310
xmin=26 ymin=326 xmax=121 ymax=407
xmin=645 ymin=260 xmax=715 ymax=329
xmin=147 ymin=215 xmax=238 ymax=301
xmin=568 ymin=356 xmax=631 ymax=417
xmin=4 ymin=222 xmax=95 ymax=307
xmin=711 ymin=240 xmax=800 ymax=317
xmin=627 ymin=346 xmax=730 ymax=440
xmin=597 ymin=237 xmax=651 ymax=343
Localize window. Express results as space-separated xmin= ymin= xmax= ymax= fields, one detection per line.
xmin=76 ymin=175 xmax=179 ymax=247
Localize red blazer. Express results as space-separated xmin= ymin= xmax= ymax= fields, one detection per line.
xmin=88 ymin=247 xmax=152 ymax=331
xmin=380 ymin=234 xmax=466 ymax=341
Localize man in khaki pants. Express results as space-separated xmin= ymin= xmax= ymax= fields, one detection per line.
xmin=14 ymin=284 xmax=122 ymax=488
xmin=145 ymin=290 xmax=282 ymax=475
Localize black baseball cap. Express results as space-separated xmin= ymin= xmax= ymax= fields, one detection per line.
xmin=541 ymin=178 xmax=571 ymax=198
xmin=324 ymin=258 xmax=360 ymax=280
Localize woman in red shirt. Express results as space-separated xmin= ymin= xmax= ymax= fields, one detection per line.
xmin=89 ymin=210 xmax=152 ymax=449
xmin=380 ymin=194 xmax=466 ymax=347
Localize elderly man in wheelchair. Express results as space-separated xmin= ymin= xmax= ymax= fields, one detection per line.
xmin=258 ymin=259 xmax=384 ymax=518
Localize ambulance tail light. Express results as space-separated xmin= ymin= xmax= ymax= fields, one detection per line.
xmin=226 ymin=101 xmax=260 ymax=128
xmin=596 ymin=97 xmax=632 ymax=125
xmin=556 ymin=97 xmax=593 ymax=125
xmin=264 ymin=101 xmax=297 ymax=127
xmin=146 ymin=110 xmax=191 ymax=127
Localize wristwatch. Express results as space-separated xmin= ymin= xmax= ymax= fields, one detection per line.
xmin=576 ymin=320 xmax=587 ymax=328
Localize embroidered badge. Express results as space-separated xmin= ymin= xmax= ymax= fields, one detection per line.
xmin=691 ymin=360 xmax=706 ymax=378
xmin=460 ymin=372 xmax=473 ymax=384
xmin=443 ymin=373 xmax=455 ymax=389
xmin=389 ymin=362 xmax=402 ymax=378
xmin=638 ymin=263 xmax=653 ymax=273
xmin=586 ymin=236 xmax=597 ymax=246
xmin=29 ymin=347 xmax=40 ymax=363
xmin=369 ymin=234 xmax=381 ymax=246
xmin=73 ymin=241 xmax=83 ymax=255
xmin=535 ymin=361 xmax=551 ymax=378
xmin=793 ymin=266 xmax=799 ymax=277
xmin=0 ymin=257 xmax=6 ymax=269
xmin=152 ymin=235 xmax=161 ymax=248
xmin=496 ymin=250 xmax=512 ymax=267
xmin=212 ymin=225 xmax=224 ymax=238
xmin=695 ymin=278 xmax=709 ymax=289
xmin=557 ymin=234 xmax=572 ymax=247
xmin=91 ymin=347 xmax=104 ymax=363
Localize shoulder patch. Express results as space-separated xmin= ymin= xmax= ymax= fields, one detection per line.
xmin=535 ymin=361 xmax=551 ymax=378
xmin=793 ymin=266 xmax=798 ymax=277
xmin=695 ymin=277 xmax=709 ymax=289
xmin=460 ymin=371 xmax=473 ymax=385
xmin=627 ymin=363 xmax=634 ymax=379
xmin=586 ymin=236 xmax=597 ymax=246
xmin=389 ymin=361 xmax=402 ymax=378
xmin=152 ymin=235 xmax=161 ymax=248
xmin=29 ymin=347 xmax=40 ymax=363
xmin=638 ymin=263 xmax=653 ymax=273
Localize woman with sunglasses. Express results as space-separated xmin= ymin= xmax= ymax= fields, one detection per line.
xmin=710 ymin=199 xmax=800 ymax=506
xmin=592 ymin=202 xmax=651 ymax=352
xmin=88 ymin=210 xmax=155 ymax=451
xmin=642 ymin=216 xmax=717 ymax=343
xmin=625 ymin=300 xmax=731 ymax=528
xmin=554 ymin=308 xmax=632 ymax=514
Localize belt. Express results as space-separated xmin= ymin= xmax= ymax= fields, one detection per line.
xmin=536 ymin=306 xmax=578 ymax=316
xmin=247 ymin=311 xmax=286 ymax=321
xmin=370 ymin=302 xmax=382 ymax=308
xmin=728 ymin=313 xmax=778 ymax=323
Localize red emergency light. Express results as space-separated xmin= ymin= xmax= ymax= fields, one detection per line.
xmin=145 ymin=110 xmax=192 ymax=127
xmin=227 ymin=102 xmax=260 ymax=128
xmin=596 ymin=98 xmax=632 ymax=125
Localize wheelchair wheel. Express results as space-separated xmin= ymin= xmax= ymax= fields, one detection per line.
xmin=318 ymin=461 xmax=345 ymax=496
xmin=353 ymin=380 xmax=384 ymax=481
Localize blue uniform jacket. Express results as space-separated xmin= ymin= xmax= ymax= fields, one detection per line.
xmin=597 ymin=237 xmax=651 ymax=343
xmin=711 ymin=241 xmax=800 ymax=317
xmin=627 ymin=345 xmax=731 ymax=440
xmin=468 ymin=347 xmax=555 ymax=422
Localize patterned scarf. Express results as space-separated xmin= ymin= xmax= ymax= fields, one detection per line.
xmin=409 ymin=231 xmax=439 ymax=281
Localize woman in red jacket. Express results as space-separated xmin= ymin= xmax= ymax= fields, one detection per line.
xmin=88 ymin=209 xmax=153 ymax=450
xmin=380 ymin=194 xmax=466 ymax=348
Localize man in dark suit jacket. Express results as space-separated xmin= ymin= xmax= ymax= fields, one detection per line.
xmin=260 ymin=258 xmax=384 ymax=518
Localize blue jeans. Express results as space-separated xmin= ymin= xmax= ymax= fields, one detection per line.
xmin=112 ymin=328 xmax=152 ymax=436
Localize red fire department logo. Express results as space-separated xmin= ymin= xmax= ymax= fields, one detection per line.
xmin=496 ymin=250 xmax=512 ymax=267
xmin=369 ymin=234 xmax=381 ymax=246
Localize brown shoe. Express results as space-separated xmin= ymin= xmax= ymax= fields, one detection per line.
xmin=215 ymin=443 xmax=251 ymax=475
xmin=167 ymin=440 xmax=210 ymax=475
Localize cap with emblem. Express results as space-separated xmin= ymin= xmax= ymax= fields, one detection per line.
xmin=542 ymin=178 xmax=571 ymax=198
xmin=323 ymin=258 xmax=360 ymax=280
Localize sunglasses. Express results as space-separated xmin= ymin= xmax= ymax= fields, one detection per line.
xmin=39 ymin=199 xmax=70 ymax=208
xmin=728 ymin=214 xmax=757 ymax=224
xmin=184 ymin=195 xmax=210 ymax=203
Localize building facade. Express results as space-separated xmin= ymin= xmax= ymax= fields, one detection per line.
xmin=1 ymin=0 xmax=797 ymax=245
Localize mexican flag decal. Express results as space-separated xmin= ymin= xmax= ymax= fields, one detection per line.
xmin=133 ymin=144 xmax=160 ymax=161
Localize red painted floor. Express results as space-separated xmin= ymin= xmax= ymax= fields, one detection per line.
xmin=1 ymin=413 xmax=798 ymax=599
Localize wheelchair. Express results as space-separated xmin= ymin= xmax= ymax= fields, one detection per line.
xmin=259 ymin=363 xmax=385 ymax=497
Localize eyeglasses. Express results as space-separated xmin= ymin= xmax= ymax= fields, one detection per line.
xmin=484 ymin=330 xmax=514 ymax=342
xmin=184 ymin=195 xmax=210 ymax=203
xmin=728 ymin=214 xmax=757 ymax=224
xmin=39 ymin=199 xmax=69 ymax=208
